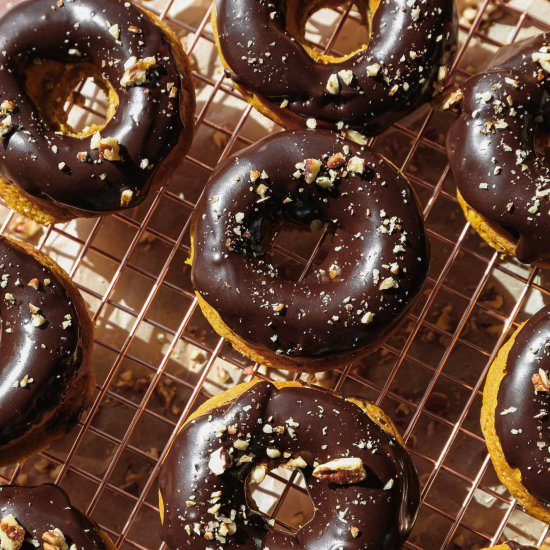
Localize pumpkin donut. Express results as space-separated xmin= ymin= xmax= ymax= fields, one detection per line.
xmin=159 ymin=380 xmax=420 ymax=549
xmin=447 ymin=33 xmax=550 ymax=266
xmin=481 ymin=305 xmax=550 ymax=524
xmin=0 ymin=484 xmax=114 ymax=549
xmin=0 ymin=236 xmax=94 ymax=466
xmin=0 ymin=0 xmax=195 ymax=225
xmin=212 ymin=0 xmax=457 ymax=133
xmin=190 ymin=129 xmax=428 ymax=371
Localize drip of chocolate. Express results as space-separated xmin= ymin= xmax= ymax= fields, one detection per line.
xmin=0 ymin=484 xmax=107 ymax=548
xmin=191 ymin=130 xmax=428 ymax=362
xmin=447 ymin=33 xmax=550 ymax=264
xmin=214 ymin=0 xmax=456 ymax=133
xmin=159 ymin=381 xmax=420 ymax=549
xmin=0 ymin=237 xmax=84 ymax=444
xmin=0 ymin=0 xmax=185 ymax=214
xmin=494 ymin=305 xmax=550 ymax=507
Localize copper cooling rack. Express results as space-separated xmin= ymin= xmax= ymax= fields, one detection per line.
xmin=0 ymin=0 xmax=549 ymax=548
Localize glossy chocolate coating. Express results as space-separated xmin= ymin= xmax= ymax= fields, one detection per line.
xmin=0 ymin=484 xmax=107 ymax=548
xmin=447 ymin=33 xmax=550 ymax=264
xmin=191 ymin=130 xmax=428 ymax=363
xmin=0 ymin=237 xmax=84 ymax=444
xmin=214 ymin=0 xmax=456 ymax=133
xmin=159 ymin=381 xmax=420 ymax=549
xmin=0 ymin=0 xmax=185 ymax=215
xmin=494 ymin=305 xmax=550 ymax=507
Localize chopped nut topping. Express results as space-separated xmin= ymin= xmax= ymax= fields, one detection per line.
xmin=303 ymin=158 xmax=322 ymax=184
xmin=208 ymin=446 xmax=231 ymax=476
xmin=0 ymin=100 xmax=14 ymax=115
xmin=338 ymin=69 xmax=354 ymax=85
xmin=366 ymin=63 xmax=381 ymax=77
xmin=120 ymin=189 xmax=134 ymax=207
xmin=120 ymin=56 xmax=157 ymax=87
xmin=251 ymin=463 xmax=267 ymax=484
xmin=42 ymin=528 xmax=69 ymax=550
xmin=0 ymin=114 xmax=13 ymax=141
xmin=91 ymin=132 xmax=122 ymax=161
xmin=327 ymin=152 xmax=346 ymax=169
xmin=379 ymin=277 xmax=398 ymax=290
xmin=284 ymin=456 xmax=308 ymax=469
xmin=0 ymin=514 xmax=25 ymax=550
xmin=532 ymin=368 xmax=549 ymax=393
xmin=108 ymin=23 xmax=120 ymax=40
xmin=532 ymin=49 xmax=550 ymax=73
xmin=347 ymin=156 xmax=365 ymax=174
xmin=312 ymin=457 xmax=366 ymax=484
xmin=326 ymin=73 xmax=340 ymax=95
xmin=350 ymin=526 xmax=360 ymax=538
xmin=27 ymin=278 xmax=40 ymax=290
xmin=346 ymin=129 xmax=368 ymax=146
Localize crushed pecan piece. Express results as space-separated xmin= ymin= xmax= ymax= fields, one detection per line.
xmin=532 ymin=368 xmax=550 ymax=393
xmin=312 ymin=457 xmax=366 ymax=484
xmin=0 ymin=514 xmax=25 ymax=550
xmin=120 ymin=56 xmax=157 ymax=87
xmin=42 ymin=528 xmax=69 ymax=550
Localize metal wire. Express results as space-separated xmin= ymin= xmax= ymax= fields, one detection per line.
xmin=0 ymin=0 xmax=549 ymax=548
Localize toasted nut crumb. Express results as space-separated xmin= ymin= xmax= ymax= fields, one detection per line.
xmin=532 ymin=368 xmax=549 ymax=393
xmin=42 ymin=528 xmax=69 ymax=550
xmin=27 ymin=278 xmax=40 ymax=290
xmin=326 ymin=73 xmax=340 ymax=95
xmin=120 ymin=189 xmax=134 ymax=207
xmin=0 ymin=514 xmax=25 ymax=550
xmin=350 ymin=526 xmax=360 ymax=538
xmin=366 ymin=63 xmax=381 ymax=77
xmin=312 ymin=457 xmax=366 ymax=484
xmin=303 ymin=158 xmax=322 ymax=184
xmin=91 ymin=132 xmax=122 ymax=161
xmin=338 ymin=69 xmax=353 ymax=85
xmin=284 ymin=456 xmax=307 ymax=469
xmin=208 ymin=446 xmax=231 ymax=476
xmin=327 ymin=152 xmax=346 ymax=169
xmin=120 ymin=56 xmax=157 ymax=87
xmin=347 ymin=156 xmax=365 ymax=174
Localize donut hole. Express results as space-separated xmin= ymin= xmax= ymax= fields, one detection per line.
xmin=262 ymin=218 xmax=336 ymax=282
xmin=246 ymin=466 xmax=315 ymax=532
xmin=24 ymin=59 xmax=118 ymax=139
xmin=287 ymin=0 xmax=370 ymax=61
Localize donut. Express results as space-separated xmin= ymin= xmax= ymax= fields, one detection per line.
xmin=0 ymin=484 xmax=114 ymax=549
xmin=446 ymin=33 xmax=550 ymax=266
xmin=212 ymin=0 xmax=457 ymax=133
xmin=0 ymin=236 xmax=94 ymax=465
xmin=0 ymin=0 xmax=195 ymax=225
xmin=159 ymin=379 xmax=420 ymax=549
xmin=481 ymin=304 xmax=550 ymax=523
xmin=190 ymin=129 xmax=428 ymax=371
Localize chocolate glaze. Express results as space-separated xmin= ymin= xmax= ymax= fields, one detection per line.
xmin=494 ymin=305 xmax=550 ymax=507
xmin=0 ymin=237 xmax=85 ymax=444
xmin=214 ymin=0 xmax=456 ymax=133
xmin=0 ymin=0 xmax=186 ymax=215
xmin=159 ymin=381 xmax=420 ymax=549
xmin=191 ymin=130 xmax=428 ymax=363
xmin=446 ymin=33 xmax=550 ymax=264
xmin=0 ymin=484 xmax=107 ymax=548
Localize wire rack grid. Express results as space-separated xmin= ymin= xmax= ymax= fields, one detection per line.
xmin=0 ymin=0 xmax=549 ymax=548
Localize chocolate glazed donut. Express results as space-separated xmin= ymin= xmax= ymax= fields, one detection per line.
xmin=159 ymin=380 xmax=420 ymax=550
xmin=190 ymin=130 xmax=428 ymax=371
xmin=0 ymin=236 xmax=94 ymax=465
xmin=212 ymin=0 xmax=456 ymax=133
xmin=0 ymin=484 xmax=113 ymax=549
xmin=0 ymin=0 xmax=195 ymax=224
xmin=446 ymin=33 xmax=550 ymax=265
xmin=481 ymin=305 xmax=550 ymax=524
